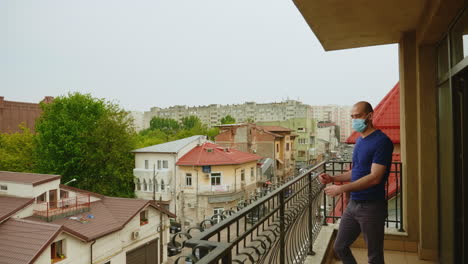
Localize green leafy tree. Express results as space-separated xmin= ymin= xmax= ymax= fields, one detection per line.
xmin=181 ymin=116 xmax=202 ymax=130
xmin=220 ymin=115 xmax=236 ymax=124
xmin=149 ymin=117 xmax=180 ymax=132
xmin=35 ymin=93 xmax=136 ymax=197
xmin=0 ymin=124 xmax=36 ymax=172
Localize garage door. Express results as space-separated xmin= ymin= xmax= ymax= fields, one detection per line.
xmin=126 ymin=238 xmax=159 ymax=264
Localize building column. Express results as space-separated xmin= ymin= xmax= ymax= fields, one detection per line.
xmin=416 ymin=45 xmax=439 ymax=260
xmin=399 ymin=31 xmax=420 ymax=244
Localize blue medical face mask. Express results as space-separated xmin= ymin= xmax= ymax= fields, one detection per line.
xmin=352 ymin=114 xmax=370 ymax=133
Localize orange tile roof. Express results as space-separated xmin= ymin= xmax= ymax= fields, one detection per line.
xmin=346 ymin=82 xmax=400 ymax=144
xmin=176 ymin=142 xmax=263 ymax=166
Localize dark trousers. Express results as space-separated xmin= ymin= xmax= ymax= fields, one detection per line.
xmin=333 ymin=199 xmax=388 ymax=264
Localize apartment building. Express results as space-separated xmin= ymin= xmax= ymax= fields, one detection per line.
xmin=131 ymin=135 xmax=207 ymax=214
xmin=142 ymin=100 xmax=313 ymax=129
xmin=0 ymin=171 xmax=174 ymax=264
xmin=0 ymin=96 xmax=53 ymax=133
xmin=215 ymin=123 xmax=296 ymax=180
xmin=311 ymin=105 xmax=353 ymax=142
xmin=257 ymin=118 xmax=316 ymax=167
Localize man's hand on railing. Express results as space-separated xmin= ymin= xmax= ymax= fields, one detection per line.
xmin=318 ymin=173 xmax=333 ymax=184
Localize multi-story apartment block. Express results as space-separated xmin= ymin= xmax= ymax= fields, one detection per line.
xmin=315 ymin=122 xmax=340 ymax=161
xmin=130 ymin=111 xmax=145 ymax=132
xmin=215 ymin=124 xmax=296 ymax=181
xmin=142 ymin=100 xmax=313 ymax=129
xmin=0 ymin=171 xmax=174 ymax=264
xmin=311 ymin=105 xmax=353 ymax=142
xmin=257 ymin=118 xmax=317 ymax=167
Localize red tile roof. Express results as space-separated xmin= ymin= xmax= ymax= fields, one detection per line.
xmin=176 ymin=142 xmax=263 ymax=166
xmin=0 ymin=196 xmax=35 ymax=223
xmin=0 ymin=218 xmax=62 ymax=264
xmin=0 ymin=171 xmax=61 ymax=186
xmin=346 ymin=82 xmax=400 ymax=144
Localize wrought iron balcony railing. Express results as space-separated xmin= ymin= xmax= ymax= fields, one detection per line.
xmin=169 ymin=160 xmax=403 ymax=264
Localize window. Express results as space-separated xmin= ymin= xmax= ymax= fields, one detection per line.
xmin=148 ymin=179 xmax=153 ymax=192
xmin=250 ymin=167 xmax=255 ymax=181
xmin=60 ymin=190 xmax=69 ymax=199
xmin=144 ymin=160 xmax=149 ymax=169
xmin=157 ymin=160 xmax=162 ymax=169
xmin=211 ymin=173 xmax=221 ymax=186
xmin=0 ymin=185 xmax=7 ymax=191
xmin=186 ymin=173 xmax=192 ymax=186
xmin=163 ymin=160 xmax=168 ymax=169
xmin=298 ymin=151 xmax=306 ymax=157
xmin=161 ymin=180 xmax=165 ymax=191
xmin=51 ymin=240 xmax=66 ymax=262
xmin=140 ymin=210 xmax=149 ymax=226
xmin=135 ymin=178 xmax=141 ymax=191
xmin=37 ymin=192 xmax=46 ymax=203
xmin=143 ymin=179 xmax=148 ymax=191
xmin=297 ymin=127 xmax=306 ymax=132
xmin=286 ymin=143 xmax=290 ymax=151
xmin=241 ymin=169 xmax=245 ymax=181
xmin=276 ymin=144 xmax=279 ymax=152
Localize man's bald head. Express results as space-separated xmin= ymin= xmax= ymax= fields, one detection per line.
xmin=354 ymin=101 xmax=374 ymax=114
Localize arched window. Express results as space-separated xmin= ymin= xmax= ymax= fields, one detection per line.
xmin=155 ymin=180 xmax=159 ymax=192
xmin=161 ymin=180 xmax=165 ymax=191
xmin=148 ymin=179 xmax=153 ymax=192
xmin=143 ymin=179 xmax=148 ymax=191
xmin=135 ymin=178 xmax=141 ymax=191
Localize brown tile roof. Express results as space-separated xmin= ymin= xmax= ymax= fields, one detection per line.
xmin=26 ymin=196 xmax=175 ymax=241
xmin=0 ymin=218 xmax=62 ymax=264
xmin=0 ymin=196 xmax=35 ymax=223
xmin=259 ymin=126 xmax=293 ymax=132
xmin=0 ymin=171 xmax=61 ymax=186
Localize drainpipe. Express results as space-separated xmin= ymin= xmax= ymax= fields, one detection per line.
xmin=90 ymin=240 xmax=96 ymax=264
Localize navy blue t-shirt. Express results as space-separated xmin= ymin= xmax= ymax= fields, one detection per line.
xmin=351 ymin=130 xmax=394 ymax=201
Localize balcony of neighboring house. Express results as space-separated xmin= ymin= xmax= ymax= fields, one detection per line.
xmin=33 ymin=194 xmax=91 ymax=222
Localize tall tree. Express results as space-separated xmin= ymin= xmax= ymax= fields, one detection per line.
xmin=181 ymin=115 xmax=202 ymax=130
xmin=0 ymin=125 xmax=36 ymax=172
xmin=220 ymin=115 xmax=236 ymax=124
xmin=35 ymin=93 xmax=136 ymax=197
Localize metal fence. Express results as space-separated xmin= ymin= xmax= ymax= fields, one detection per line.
xmin=170 ymin=160 xmax=404 ymax=264
xmin=322 ymin=161 xmax=404 ymax=231
xmin=171 ymin=161 xmax=326 ymax=264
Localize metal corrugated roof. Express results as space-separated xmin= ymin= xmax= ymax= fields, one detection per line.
xmin=0 ymin=218 xmax=62 ymax=264
xmin=131 ymin=135 xmax=205 ymax=153
xmin=0 ymin=171 xmax=61 ymax=186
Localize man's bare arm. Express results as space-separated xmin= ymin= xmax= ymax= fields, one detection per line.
xmin=331 ymin=170 xmax=352 ymax=182
xmin=340 ymin=163 xmax=386 ymax=192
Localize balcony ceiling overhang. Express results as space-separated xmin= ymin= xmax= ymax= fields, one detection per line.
xmin=292 ymin=0 xmax=427 ymax=51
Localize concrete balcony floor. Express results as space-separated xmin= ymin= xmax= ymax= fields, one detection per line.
xmin=332 ymin=247 xmax=437 ymax=264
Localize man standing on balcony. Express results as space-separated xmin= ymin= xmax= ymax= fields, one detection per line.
xmin=319 ymin=101 xmax=393 ymax=264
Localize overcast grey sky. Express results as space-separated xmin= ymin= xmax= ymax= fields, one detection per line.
xmin=1 ymin=0 xmax=399 ymax=112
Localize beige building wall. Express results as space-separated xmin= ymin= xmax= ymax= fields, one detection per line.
xmin=177 ymin=161 xmax=259 ymax=226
